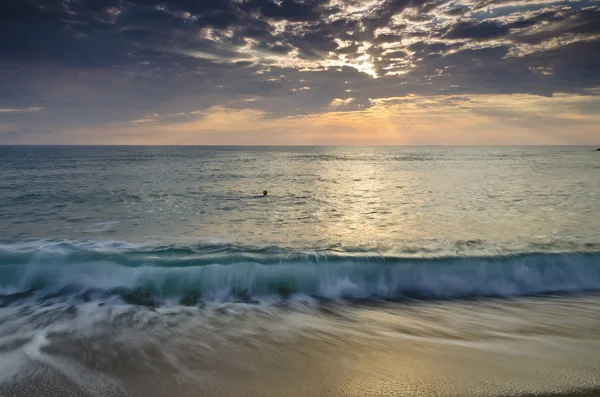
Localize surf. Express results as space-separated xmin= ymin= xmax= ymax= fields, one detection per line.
xmin=1 ymin=240 xmax=600 ymax=306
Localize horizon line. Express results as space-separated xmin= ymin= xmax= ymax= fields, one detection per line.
xmin=1 ymin=144 xmax=598 ymax=147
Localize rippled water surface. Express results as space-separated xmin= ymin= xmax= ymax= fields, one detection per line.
xmin=1 ymin=146 xmax=599 ymax=251
xmin=1 ymin=146 xmax=599 ymax=396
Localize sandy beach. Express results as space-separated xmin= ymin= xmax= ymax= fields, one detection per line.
xmin=2 ymin=296 xmax=600 ymax=397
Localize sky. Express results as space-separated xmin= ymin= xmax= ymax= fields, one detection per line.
xmin=1 ymin=0 xmax=599 ymax=145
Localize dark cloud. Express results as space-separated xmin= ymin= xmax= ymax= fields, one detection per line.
xmin=505 ymin=19 xmax=539 ymax=30
xmin=444 ymin=7 xmax=468 ymax=16
xmin=511 ymin=8 xmax=600 ymax=44
xmin=444 ymin=21 xmax=510 ymax=40
xmin=242 ymin=0 xmax=336 ymax=22
xmin=373 ymin=33 xmax=404 ymax=44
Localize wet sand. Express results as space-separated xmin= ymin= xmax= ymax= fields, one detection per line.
xmin=2 ymin=296 xmax=600 ymax=396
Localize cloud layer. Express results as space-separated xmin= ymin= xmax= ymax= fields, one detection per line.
xmin=1 ymin=0 xmax=599 ymax=143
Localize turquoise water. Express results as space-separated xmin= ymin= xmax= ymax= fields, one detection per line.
xmin=1 ymin=146 xmax=599 ymax=303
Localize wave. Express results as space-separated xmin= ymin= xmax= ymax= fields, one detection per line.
xmin=1 ymin=240 xmax=600 ymax=306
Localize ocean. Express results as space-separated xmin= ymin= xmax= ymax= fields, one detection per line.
xmin=1 ymin=146 xmax=599 ymax=396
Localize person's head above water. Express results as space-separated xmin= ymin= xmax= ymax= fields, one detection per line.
xmin=263 ymin=190 xmax=268 ymax=196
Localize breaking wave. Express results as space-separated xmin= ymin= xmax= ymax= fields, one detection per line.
xmin=1 ymin=240 xmax=600 ymax=306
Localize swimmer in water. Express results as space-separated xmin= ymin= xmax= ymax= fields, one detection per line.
xmin=263 ymin=190 xmax=268 ymax=196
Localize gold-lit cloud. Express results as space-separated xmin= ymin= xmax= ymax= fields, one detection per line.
xmin=51 ymin=92 xmax=600 ymax=145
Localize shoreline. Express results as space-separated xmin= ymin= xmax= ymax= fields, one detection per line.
xmin=2 ymin=296 xmax=600 ymax=396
